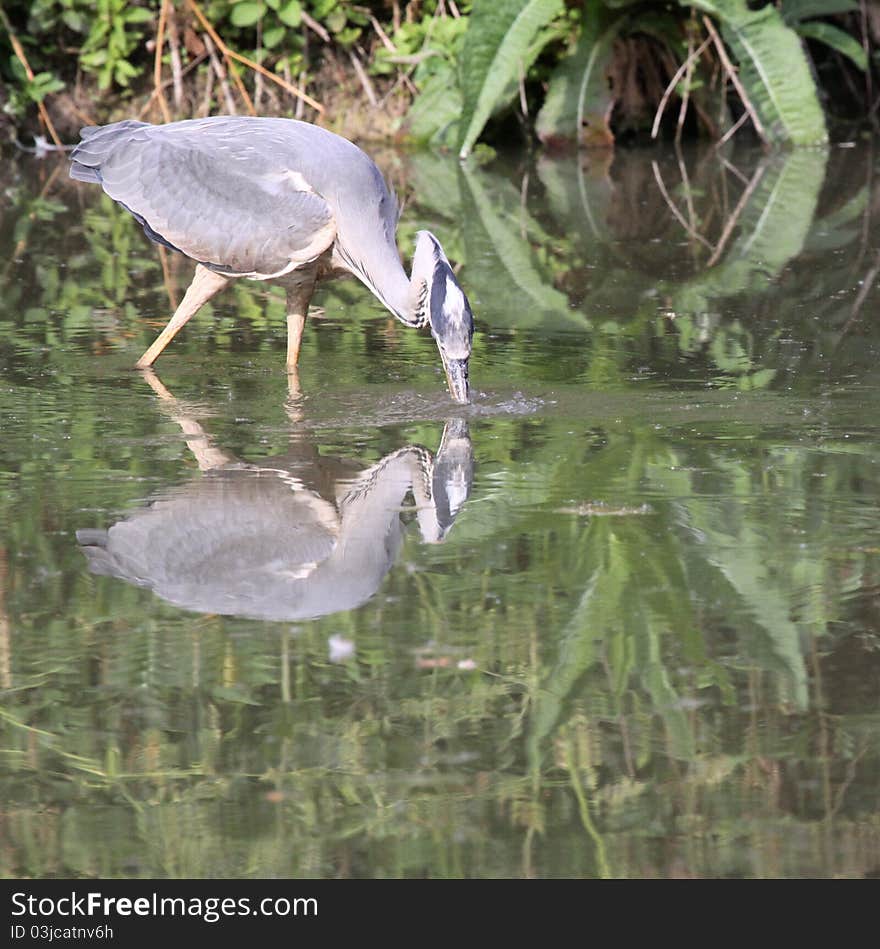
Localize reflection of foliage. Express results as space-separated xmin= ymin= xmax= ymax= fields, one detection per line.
xmin=1 ymin=147 xmax=880 ymax=877
xmin=459 ymin=162 xmax=574 ymax=326
xmin=2 ymin=395 xmax=878 ymax=877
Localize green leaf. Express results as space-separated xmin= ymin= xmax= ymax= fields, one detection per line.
xmin=686 ymin=0 xmax=828 ymax=145
xmin=124 ymin=8 xmax=154 ymax=24
xmin=739 ymin=367 xmax=777 ymax=391
xmin=404 ymin=67 xmax=463 ymax=146
xmin=230 ymin=2 xmax=266 ymax=27
xmin=336 ymin=26 xmax=362 ymax=47
xmin=278 ymin=0 xmax=302 ymax=28
xmin=114 ymin=59 xmax=138 ymax=86
xmin=779 ymin=0 xmax=858 ymax=25
xmin=798 ymin=21 xmax=868 ymax=71
xmin=30 ymin=71 xmax=60 ymax=88
xmin=458 ymin=0 xmax=564 ymax=159
xmin=80 ymin=50 xmax=108 ymax=68
xmin=61 ymin=9 xmax=87 ymax=32
xmin=27 ymin=72 xmax=65 ymax=102
xmin=263 ymin=25 xmax=286 ymax=48
xmin=326 ymin=8 xmax=347 ymax=32
xmin=536 ymin=4 xmax=621 ymax=147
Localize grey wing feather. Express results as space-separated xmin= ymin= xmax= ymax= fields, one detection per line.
xmin=70 ymin=122 xmax=336 ymax=276
xmin=69 ymin=121 xmax=150 ymax=183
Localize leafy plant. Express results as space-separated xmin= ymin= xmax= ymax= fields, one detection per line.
xmin=79 ymin=0 xmax=155 ymax=90
xmin=457 ymin=0 xmax=565 ymax=158
xmin=687 ymin=0 xmax=828 ymax=145
xmin=780 ymin=0 xmax=867 ymax=71
xmin=451 ymin=0 xmax=872 ymax=153
xmin=3 ymin=66 xmax=65 ymax=120
xmin=534 ymin=1 xmax=621 ymax=148
xmin=386 ymin=8 xmax=470 ymax=147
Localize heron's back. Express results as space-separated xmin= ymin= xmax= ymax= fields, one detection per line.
xmin=70 ymin=117 xmax=409 ymax=309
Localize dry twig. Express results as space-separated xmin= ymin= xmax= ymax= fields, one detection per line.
xmin=349 ymin=49 xmax=378 ymax=108
xmin=154 ymin=0 xmax=173 ymax=123
xmin=651 ymin=160 xmax=713 ymax=251
xmin=706 ymin=161 xmax=766 ymax=267
xmin=715 ymin=110 xmax=749 ymax=149
xmin=139 ymin=51 xmax=207 ymax=118
xmin=651 ymin=35 xmax=711 ymax=140
xmin=186 ymin=0 xmax=256 ymax=114
xmin=203 ymin=33 xmax=237 ymax=114
xmin=702 ymin=15 xmax=767 ymax=144
xmin=0 ymin=3 xmax=64 ymax=147
xmin=188 ymin=0 xmax=324 ymax=114
xmin=843 ymin=249 xmax=880 ymax=333
xmin=676 ymin=33 xmax=696 ymax=144
xmin=168 ymin=10 xmax=186 ymax=113
xmin=302 ymin=10 xmax=331 ymax=43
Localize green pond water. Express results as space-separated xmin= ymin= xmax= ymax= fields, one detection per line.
xmin=1 ymin=140 xmax=878 ymax=879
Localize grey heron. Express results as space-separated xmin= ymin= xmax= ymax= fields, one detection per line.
xmin=76 ymin=376 xmax=474 ymax=621
xmin=68 ymin=116 xmax=474 ymax=402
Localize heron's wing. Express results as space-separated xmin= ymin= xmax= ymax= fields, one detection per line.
xmin=71 ymin=123 xmax=336 ymax=277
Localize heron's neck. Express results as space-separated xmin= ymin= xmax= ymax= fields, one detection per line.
xmin=344 ymin=233 xmax=433 ymax=329
xmin=363 ymin=259 xmax=426 ymax=328
xmin=378 ymin=272 xmax=424 ymax=328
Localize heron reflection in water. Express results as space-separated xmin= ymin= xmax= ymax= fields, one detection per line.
xmin=77 ymin=374 xmax=473 ymax=622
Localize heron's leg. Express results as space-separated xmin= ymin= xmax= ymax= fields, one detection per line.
xmin=285 ymin=370 xmax=305 ymax=425
xmin=141 ymin=369 xmax=234 ymax=471
xmin=285 ymin=277 xmax=316 ymax=371
xmin=135 ymin=264 xmax=230 ymax=369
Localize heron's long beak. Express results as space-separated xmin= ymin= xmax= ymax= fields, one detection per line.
xmin=440 ymin=352 xmax=470 ymax=403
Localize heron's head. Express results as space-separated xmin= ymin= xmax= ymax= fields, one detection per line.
xmin=412 ymin=231 xmax=473 ymax=403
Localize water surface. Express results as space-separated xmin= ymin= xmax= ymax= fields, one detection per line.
xmin=1 ymin=141 xmax=879 ymax=878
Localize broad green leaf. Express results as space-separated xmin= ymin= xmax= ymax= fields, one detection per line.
xmin=779 ymin=0 xmax=858 ymax=24
xmin=262 ymin=25 xmax=286 ymax=48
xmin=536 ymin=2 xmax=621 ymax=147
xmin=798 ymin=21 xmax=868 ymax=71
xmin=686 ymin=0 xmax=828 ymax=145
xmin=278 ymin=0 xmax=302 ymax=28
xmin=405 ymin=68 xmax=463 ymax=146
xmin=230 ymin=2 xmax=266 ymax=27
xmin=61 ymin=9 xmax=87 ymax=32
xmin=326 ymin=8 xmax=347 ymax=32
xmin=124 ymin=8 xmax=155 ymax=24
xmin=80 ymin=50 xmax=108 ymax=68
xmin=458 ymin=0 xmax=564 ymax=159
